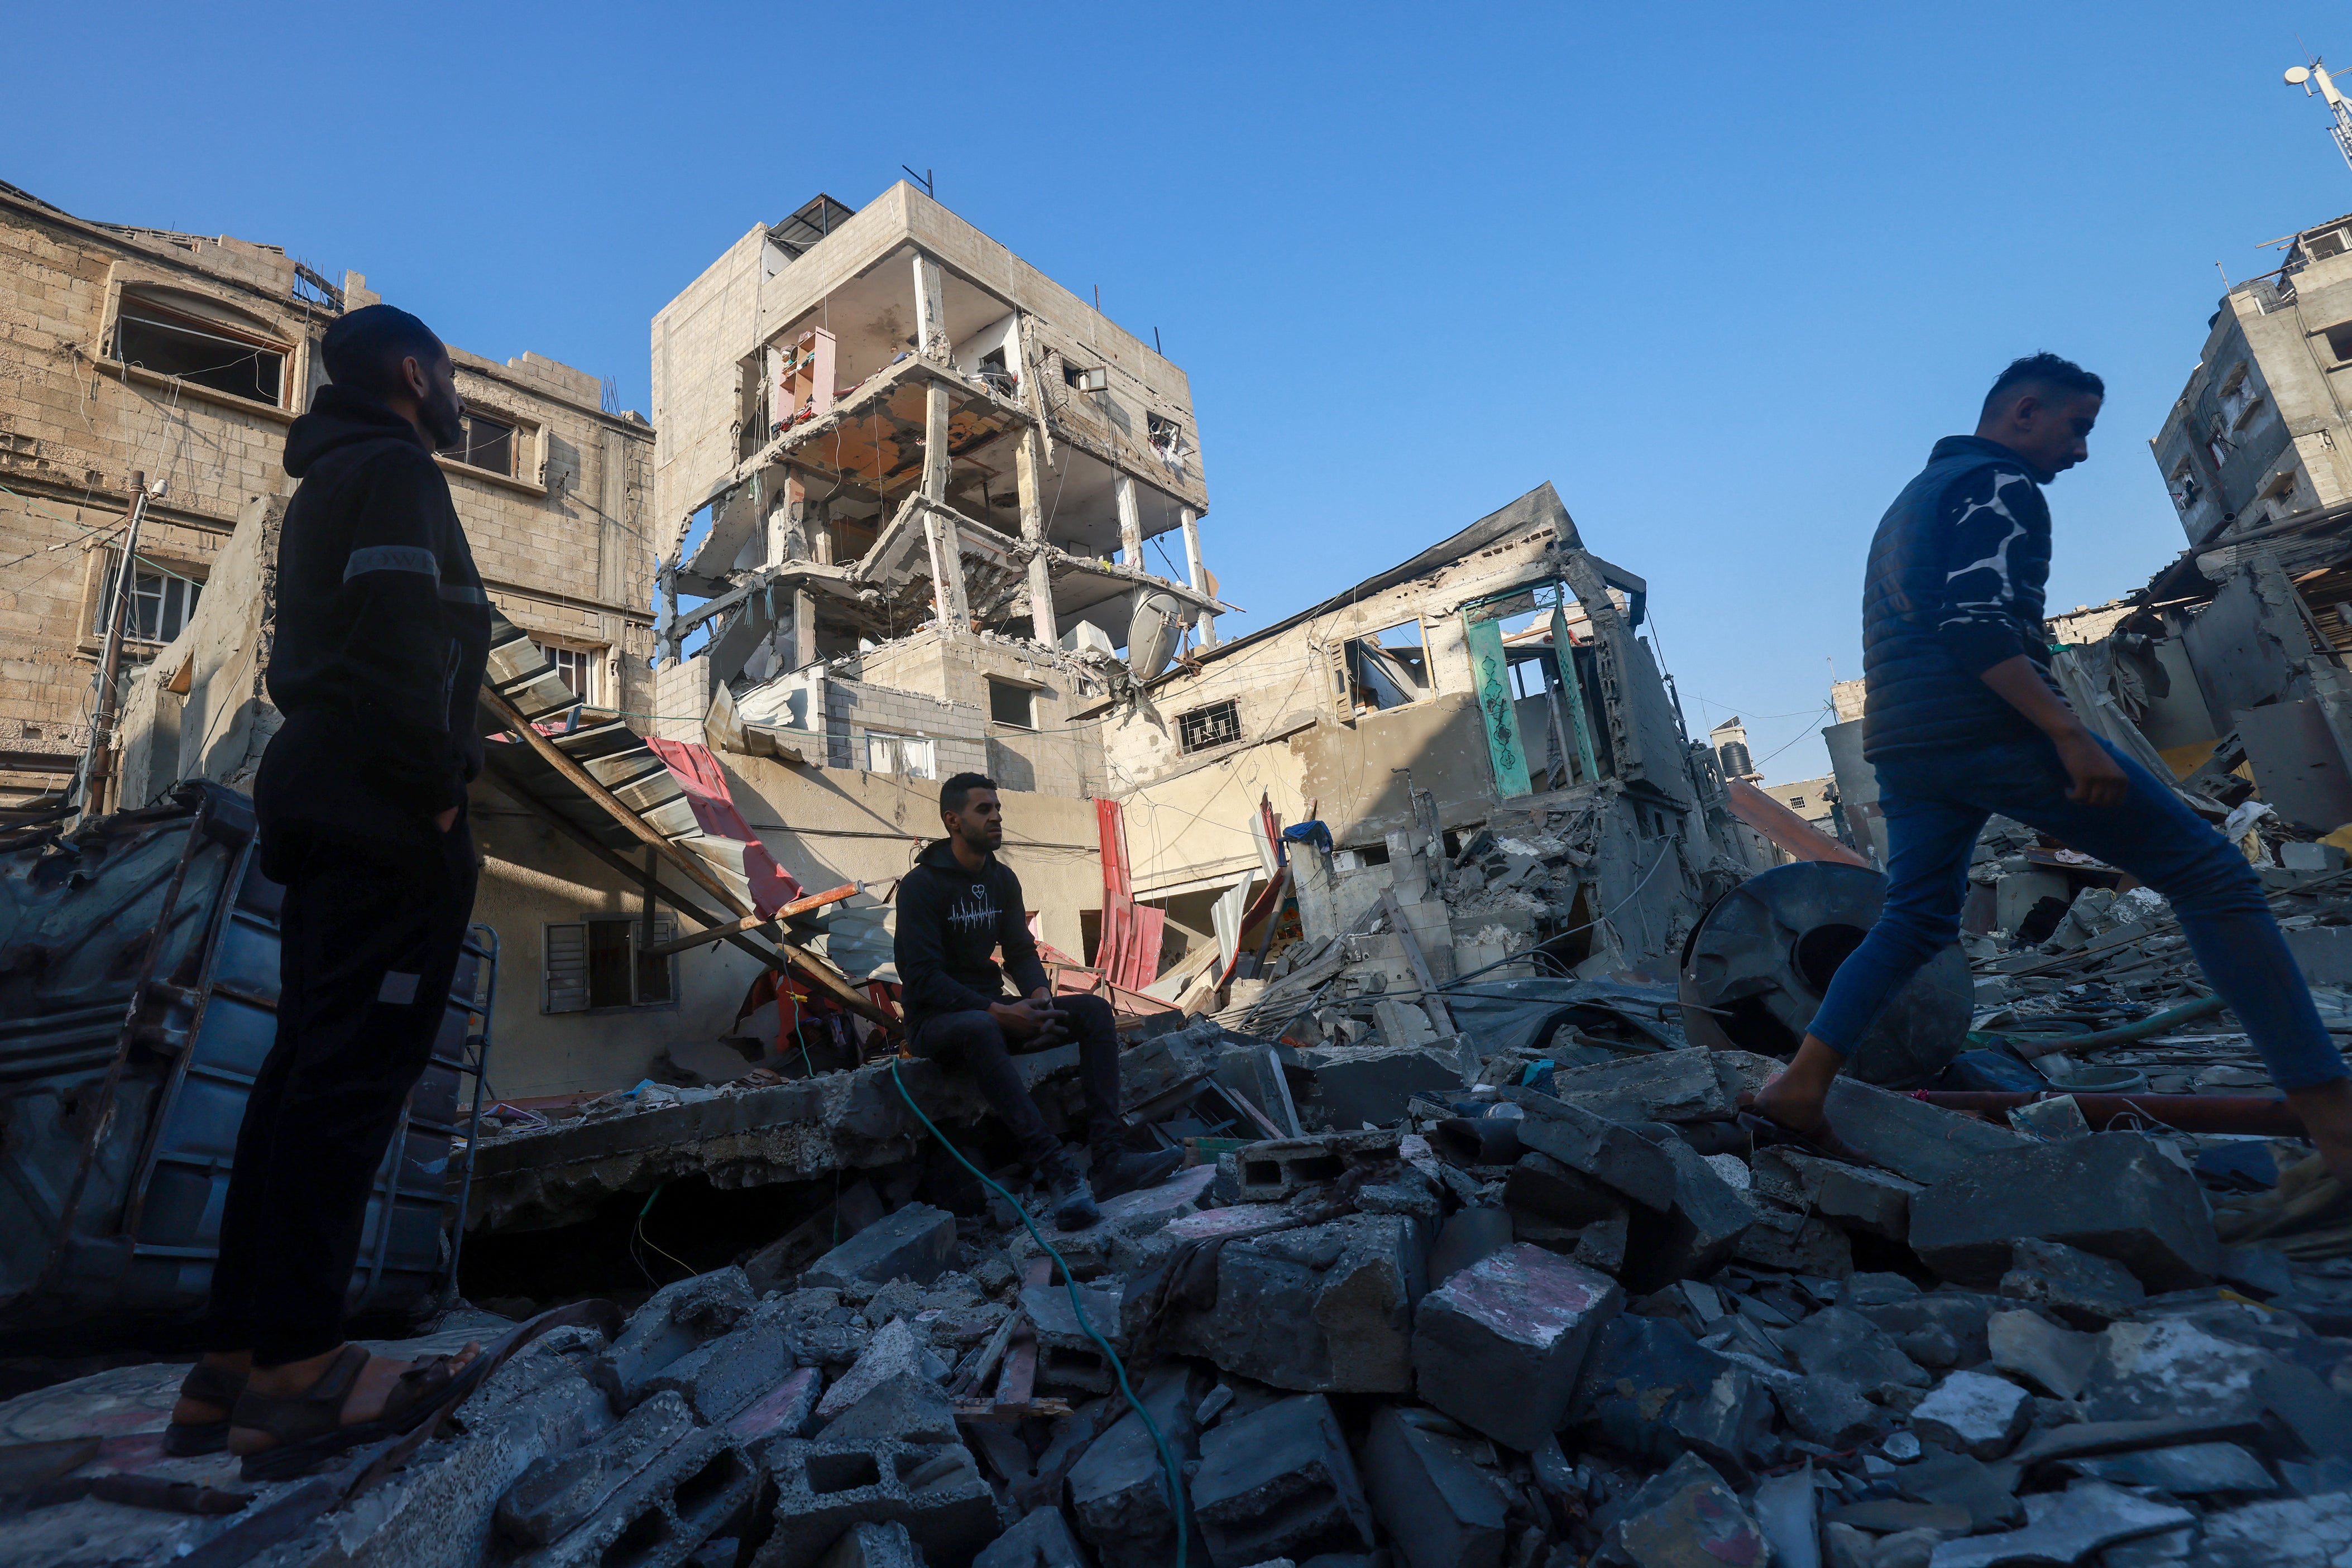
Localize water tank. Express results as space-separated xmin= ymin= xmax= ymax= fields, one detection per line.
xmin=1716 ymin=740 xmax=1754 ymax=779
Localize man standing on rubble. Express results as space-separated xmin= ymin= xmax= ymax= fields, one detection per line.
xmin=897 ymin=773 xmax=1182 ymax=1229
xmin=1750 ymin=353 xmax=2352 ymax=1183
xmin=166 ymin=305 xmax=492 ymax=1478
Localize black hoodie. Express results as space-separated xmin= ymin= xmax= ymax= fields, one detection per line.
xmin=893 ymin=837 xmax=1052 ymax=1028
xmin=256 ymin=384 xmax=490 ymax=865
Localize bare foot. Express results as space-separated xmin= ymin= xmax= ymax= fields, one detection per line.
xmin=1750 ymin=1035 xmax=1846 ymax=1134
xmin=227 ymin=1341 xmax=481 ymax=1456
xmin=2286 ymin=1078 xmax=2352 ymax=1185
xmin=171 ymin=1349 xmax=251 ymax=1428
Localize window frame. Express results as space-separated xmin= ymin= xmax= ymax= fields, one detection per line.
xmin=542 ymin=914 xmax=679 ymax=1014
xmin=97 ymin=272 xmax=302 ymax=423
xmin=83 ymin=549 xmax=206 ymax=651
xmin=437 ymin=406 xmax=521 ymax=478
xmin=531 ymin=639 xmax=607 ymax=708
xmin=988 ymin=678 xmax=1036 ymax=730
xmin=1177 ymin=698 xmax=1243 ymax=755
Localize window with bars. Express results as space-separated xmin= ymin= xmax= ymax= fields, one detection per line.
xmin=94 ymin=559 xmax=203 ymax=644
xmin=1178 ymin=699 xmax=1242 ymax=754
xmin=543 ymin=915 xmax=677 ymax=1012
xmin=113 ymin=295 xmax=286 ymax=406
xmin=533 ymin=641 xmax=602 ymax=706
xmin=437 ymin=409 xmax=518 ymax=477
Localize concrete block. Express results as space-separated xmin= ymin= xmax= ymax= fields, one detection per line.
xmin=1619 ymin=1136 xmax=1756 ymax=1293
xmin=1569 ymin=1313 xmax=1775 ymax=1483
xmin=973 ymin=1506 xmax=1093 ymax=1567
xmin=1819 ymin=1078 xmax=2031 ymax=1186
xmin=592 ymin=1268 xmax=756 ymax=1412
xmin=641 ymin=1310 xmax=793 ymax=1425
xmin=1507 ymin=1091 xmax=1676 ymax=1211
xmin=1781 ymin=1307 xmax=1931 ymax=1398
xmin=1910 ymin=1369 xmax=2032 ymax=1459
xmin=1014 ymin=1166 xmax=1216 ymax=1281
xmin=1610 ymin=1451 xmax=1767 ymax=1568
xmin=822 ymin=1370 xmax=959 ymax=1445
xmin=1171 ymin=1214 xmax=1428 ymax=1393
xmin=510 ymin=1424 xmax=756 ymax=1568
xmin=1503 ymin=1152 xmax=1626 ymax=1226
xmin=1411 ymin=1244 xmax=1621 ymax=1452
xmin=499 ymin=1390 xmax=698 ymax=1548
xmin=1357 ymin=1404 xmax=1509 ymax=1568
xmin=1909 ymin=1134 xmax=2218 ymax=1291
xmin=1229 ymin=1131 xmax=1400 ymax=1202
xmin=1732 ymin=1206 xmax=1853 ymax=1277
xmin=1771 ymin=1375 xmax=1888 ymax=1450
xmin=1068 ymin=1365 xmax=1204 ymax=1568
xmin=1996 ymin=1237 xmax=2146 ymax=1328
xmin=747 ymin=1437 xmax=999 ymax=1568
xmin=803 ymin=1203 xmax=957 ymax=1289
xmin=1020 ymin=1278 xmax=1127 ymax=1396
xmin=1751 ymin=1148 xmax=1922 ymax=1239
xmin=2283 ymin=841 xmax=2351 ymax=872
xmin=817 ymin=1320 xmax=949 ymax=1422
xmin=730 ymin=1366 xmax=823 ymax=1446
xmin=1300 ymin=1043 xmax=1467 ymax=1127
xmin=1115 ymin=1202 xmax=1315 ymax=1281
xmin=1986 ymin=1310 xmax=2098 ymax=1400
xmin=1547 ymin=1048 xmax=1732 ymax=1124
xmin=1191 ymin=1393 xmax=1374 ymax=1566
xmin=815 ymin=1522 xmax=923 ymax=1568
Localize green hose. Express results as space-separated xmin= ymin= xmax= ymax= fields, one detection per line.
xmin=1977 ymin=994 xmax=2228 ymax=1061
xmin=888 ymin=1059 xmax=1187 ymax=1566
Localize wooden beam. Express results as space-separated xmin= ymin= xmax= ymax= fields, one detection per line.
xmin=638 ymin=882 xmax=858 ymax=958
xmin=1380 ymin=887 xmax=1455 ymax=1035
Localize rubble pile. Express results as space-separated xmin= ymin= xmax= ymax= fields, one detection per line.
xmin=22 ymin=1015 xmax=2352 ymax=1568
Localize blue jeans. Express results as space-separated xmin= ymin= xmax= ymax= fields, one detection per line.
xmin=1809 ymin=733 xmax=2345 ymax=1091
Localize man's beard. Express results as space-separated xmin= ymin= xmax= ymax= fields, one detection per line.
xmin=421 ymin=387 xmax=465 ymax=450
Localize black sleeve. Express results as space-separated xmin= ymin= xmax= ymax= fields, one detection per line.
xmin=892 ymin=870 xmax=1003 ymax=1016
xmin=338 ymin=452 xmax=465 ymax=812
xmin=997 ymin=868 xmax=1050 ymax=998
xmin=1932 ymin=464 xmax=2044 ymax=678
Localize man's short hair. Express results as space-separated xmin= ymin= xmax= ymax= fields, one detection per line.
xmin=1982 ymin=352 xmax=2104 ymax=419
xmin=322 ymin=304 xmax=446 ymax=400
xmin=940 ymin=773 xmax=997 ymax=816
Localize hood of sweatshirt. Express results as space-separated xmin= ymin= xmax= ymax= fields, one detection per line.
xmin=916 ymin=837 xmax=994 ymax=872
xmin=283 ymin=384 xmax=427 ymax=479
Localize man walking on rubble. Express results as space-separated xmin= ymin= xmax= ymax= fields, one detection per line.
xmin=897 ymin=773 xmax=1183 ymax=1229
xmin=165 ymin=305 xmax=493 ymax=1478
xmin=1750 ymin=352 xmax=2352 ymax=1190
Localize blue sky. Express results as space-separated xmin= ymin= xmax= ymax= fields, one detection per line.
xmin=12 ymin=3 xmax=2352 ymax=780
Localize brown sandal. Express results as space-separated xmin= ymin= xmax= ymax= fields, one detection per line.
xmin=163 ymin=1360 xmax=247 ymax=1456
xmin=231 ymin=1342 xmax=491 ymax=1482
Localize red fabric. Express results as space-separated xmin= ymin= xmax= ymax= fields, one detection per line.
xmin=645 ymin=736 xmax=804 ymax=917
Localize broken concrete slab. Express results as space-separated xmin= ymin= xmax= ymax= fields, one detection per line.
xmin=1779 ymin=1307 xmax=1933 ymax=1398
xmin=1610 ymin=1451 xmax=1767 ymax=1568
xmin=1021 ymin=1278 xmax=1128 ymax=1396
xmin=1569 ymin=1312 xmax=1775 ymax=1482
xmin=1820 ymin=1077 xmax=2032 ymax=1186
xmin=2007 ymin=1414 xmax=2275 ymax=1468
xmin=1985 ymin=1311 xmax=2097 ymax=1401
xmin=1503 ymin=1150 xmax=1628 ymax=1226
xmin=1298 ymin=1043 xmax=1468 ymax=1129
xmin=1170 ymin=1213 xmax=1428 ymax=1393
xmin=802 ymin=1203 xmax=957 ymax=1290
xmin=591 ymin=1268 xmax=756 ymax=1412
xmin=1909 ymin=1134 xmax=2218 ymax=1292
xmin=1506 ymin=1091 xmax=1676 ymax=1211
xmin=1619 ymin=1136 xmax=1755 ymax=1293
xmin=2190 ymin=1489 xmax=2352 ymax=1567
xmin=1357 ymin=1404 xmax=1510 ymax=1568
xmin=512 ymin=1426 xmax=755 ymax=1568
xmin=1732 ymin=1206 xmax=1854 ymax=1277
xmin=1411 ymin=1244 xmax=1622 ymax=1451
xmin=1067 ymin=1365 xmax=1203 ymax=1568
xmin=497 ymin=1390 xmax=697 ymax=1548
xmin=2058 ymin=1441 xmax=2277 ymax=1496
xmin=815 ymin=1320 xmax=950 ymax=1422
xmin=730 ymin=1367 xmax=824 ymax=1446
xmin=1191 ymin=1393 xmax=1374 ymax=1566
xmin=972 ymin=1505 xmax=1094 ymax=1568
xmin=640 ymin=1309 xmax=793 ymax=1425
xmin=1996 ymin=1237 xmax=2146 ymax=1329
xmin=1545 ymin=1049 xmax=1732 ymax=1125
xmin=1923 ymin=1480 xmax=2191 ymax=1567
xmin=1751 ymin=1148 xmax=1922 ymax=1240
xmin=1012 ymin=1166 xmax=1219 ymax=1282
xmin=1772 ymin=1375 xmax=1890 ymax=1450
xmin=1910 ymin=1370 xmax=2032 ymax=1460
xmin=821 ymin=1370 xmax=960 ymax=1446
xmin=2080 ymin=1317 xmax=2276 ymax=1425
xmin=1751 ymin=1464 xmax=1822 ymax=1568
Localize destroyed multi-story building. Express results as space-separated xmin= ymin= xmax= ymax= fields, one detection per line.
xmin=0 ymin=180 xmax=660 ymax=808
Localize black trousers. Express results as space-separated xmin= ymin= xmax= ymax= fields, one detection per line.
xmin=908 ymin=993 xmax=1121 ymax=1169
xmin=204 ymin=817 xmax=478 ymax=1366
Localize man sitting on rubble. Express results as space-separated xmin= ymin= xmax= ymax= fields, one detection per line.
xmin=896 ymin=773 xmax=1182 ymax=1229
xmin=1751 ymin=352 xmax=2352 ymax=1186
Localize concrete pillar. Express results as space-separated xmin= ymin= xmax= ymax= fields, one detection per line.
xmin=923 ymin=380 xmax=952 ymax=502
xmin=1115 ymin=472 xmax=1143 ymax=568
xmin=923 ymin=509 xmax=971 ymax=639
xmin=911 ymin=252 xmax=951 ymax=362
xmin=1181 ymin=505 xmax=1215 ymax=646
xmin=1017 ymin=428 xmax=1058 ymax=648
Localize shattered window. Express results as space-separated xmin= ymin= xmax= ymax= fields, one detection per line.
xmin=1179 ymin=699 xmax=1242 ymax=753
xmin=1344 ymin=621 xmax=1428 ymax=713
xmin=114 ymin=297 xmax=285 ymax=406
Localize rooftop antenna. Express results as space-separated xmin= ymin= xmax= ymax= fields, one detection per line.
xmin=2286 ymin=59 xmax=2352 ymax=175
xmin=901 ymin=165 xmax=935 ymax=198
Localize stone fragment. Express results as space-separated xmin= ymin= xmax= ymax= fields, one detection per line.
xmin=1772 ymin=1376 xmax=1889 ymax=1450
xmin=1733 ymin=1206 xmax=1854 ymax=1276
xmin=520 ymin=1425 xmax=756 ymax=1568
xmin=1192 ymin=1393 xmax=1374 ymax=1566
xmin=973 ymin=1506 xmax=1093 ymax=1568
xmin=1851 ymin=1292 xmax=1996 ymax=1372
xmin=1610 ymin=1451 xmax=1767 ymax=1568
xmin=1751 ymin=1465 xmax=1821 ymax=1568
xmin=1574 ymin=1206 xmax=1632 ymax=1276
xmin=2214 ymin=1244 xmax=2293 ymax=1300
xmin=1507 ymin=1091 xmax=1677 ymax=1211
xmin=641 ymin=1310 xmax=793 ymax=1425
xmin=822 ymin=1371 xmax=959 ymax=1446
xmin=1021 ymin=1279 xmax=1127 ymax=1396
xmin=747 ymin=1436 xmax=997 ymax=1568
xmin=1821 ymin=1077 xmax=2031 ymax=1185
xmin=1995 ymin=1238 xmax=2146 ymax=1329
xmin=592 ymin=1268 xmax=756 ymax=1412
xmin=1911 ymin=1370 xmax=2032 ymax=1459
xmin=1547 ymin=1048 xmax=1732 ymax=1124
xmin=816 ymin=1320 xmax=949 ymax=1422
xmin=2080 ymin=1319 xmax=2273 ymax=1425
xmin=731 ymin=1367 xmax=825 ymax=1447
xmin=1822 ymin=1523 xmax=1871 ymax=1568
xmin=1115 ymin=1201 xmax=1311 ymax=1279
xmin=1908 ymin=1135 xmax=2217 ymax=1292
xmin=1007 ymin=1166 xmax=1218 ymax=1281
xmin=1569 ymin=1312 xmax=1776 ymax=1483
xmin=1358 ymin=1404 xmax=1510 ymax=1568
xmin=497 ymin=1390 xmax=697 ymax=1548
xmin=1891 ymin=1451 xmax=2023 ymax=1533
xmin=1985 ymin=1311 xmax=2096 ymax=1401
xmin=1780 ymin=1307 xmax=1932 ymax=1397
xmin=1752 ymin=1148 xmax=1923 ymax=1239
xmin=1872 ymin=1529 xmax=1948 ymax=1568
xmin=2059 ymin=1441 xmax=2276 ymax=1496
xmin=1170 ymin=1213 xmax=1428 ymax=1393
xmin=1826 ymin=1500 xmax=1970 ymax=1535
xmin=1229 ymin=1130 xmax=1401 ymax=1202
xmin=2191 ymin=1490 xmax=2352 ymax=1567
xmin=1067 ymin=1365 xmax=1204 ymax=1568
xmin=1923 ymin=1480 xmax=2191 ymax=1567
xmin=1301 ymin=1044 xmax=1468 ymax=1128
xmin=1411 ymin=1244 xmax=1622 ymax=1451
xmin=802 ymin=1204 xmax=957 ymax=1290
xmin=816 ymin=1522 xmax=923 ymax=1568
xmin=1620 ymin=1137 xmax=1755 ymax=1293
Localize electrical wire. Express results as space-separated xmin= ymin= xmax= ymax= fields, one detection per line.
xmin=887 ymin=1058 xmax=1185 ymax=1567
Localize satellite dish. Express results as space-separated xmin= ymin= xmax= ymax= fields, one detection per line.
xmin=2288 ymin=65 xmax=2313 ymax=85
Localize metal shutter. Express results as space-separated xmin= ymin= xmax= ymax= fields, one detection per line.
xmin=543 ymin=921 xmax=589 ymax=1013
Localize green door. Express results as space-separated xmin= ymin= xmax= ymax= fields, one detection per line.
xmin=1463 ymin=613 xmax=1534 ymax=798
